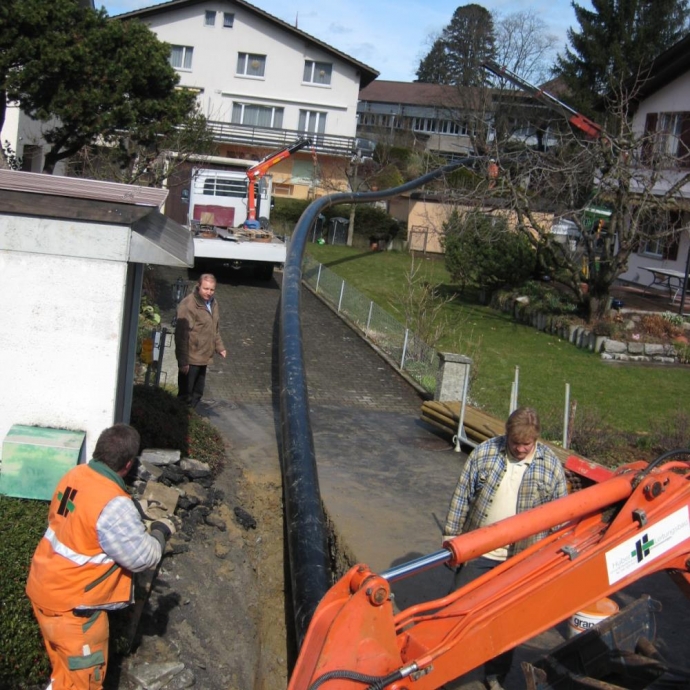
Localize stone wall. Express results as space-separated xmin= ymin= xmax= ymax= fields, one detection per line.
xmin=508 ymin=306 xmax=682 ymax=364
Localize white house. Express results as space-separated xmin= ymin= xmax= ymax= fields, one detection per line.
xmin=117 ymin=0 xmax=378 ymax=218
xmin=618 ymin=34 xmax=690 ymax=301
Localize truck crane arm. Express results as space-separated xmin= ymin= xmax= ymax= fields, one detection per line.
xmin=245 ymin=137 xmax=312 ymax=224
xmin=482 ymin=60 xmax=603 ymax=140
xmin=288 ymin=452 xmax=690 ymax=690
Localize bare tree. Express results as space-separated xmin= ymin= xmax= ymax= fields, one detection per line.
xmin=492 ymin=10 xmax=558 ymax=86
xmin=495 ymin=81 xmax=690 ymax=321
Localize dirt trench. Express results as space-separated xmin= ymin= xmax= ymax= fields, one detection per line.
xmin=112 ymin=451 xmax=292 ymax=690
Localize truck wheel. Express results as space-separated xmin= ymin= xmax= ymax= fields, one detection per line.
xmin=255 ymin=262 xmax=274 ymax=281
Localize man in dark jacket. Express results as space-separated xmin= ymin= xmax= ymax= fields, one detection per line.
xmin=174 ymin=274 xmax=226 ymax=408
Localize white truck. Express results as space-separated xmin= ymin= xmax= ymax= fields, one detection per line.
xmin=189 ymin=138 xmax=311 ymax=281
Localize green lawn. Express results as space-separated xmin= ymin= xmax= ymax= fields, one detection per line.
xmin=304 ymin=244 xmax=690 ymax=437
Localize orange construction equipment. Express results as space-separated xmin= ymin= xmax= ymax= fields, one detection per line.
xmin=245 ymin=137 xmax=312 ymax=224
xmin=482 ymin=60 xmax=603 ymax=140
xmin=288 ymin=451 xmax=690 ymax=689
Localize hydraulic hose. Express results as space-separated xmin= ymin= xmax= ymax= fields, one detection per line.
xmin=279 ymin=157 xmax=476 ymax=647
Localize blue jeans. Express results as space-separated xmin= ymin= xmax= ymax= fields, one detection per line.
xmin=454 ymin=556 xmax=513 ymax=684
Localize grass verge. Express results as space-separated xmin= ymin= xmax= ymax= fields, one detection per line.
xmin=305 ymin=245 xmax=690 ymax=441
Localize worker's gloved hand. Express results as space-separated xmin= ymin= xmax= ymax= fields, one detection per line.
xmin=149 ymin=517 xmax=176 ymax=548
xmin=133 ymin=497 xmax=169 ymax=522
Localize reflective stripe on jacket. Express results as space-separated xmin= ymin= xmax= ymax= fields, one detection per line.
xmin=26 ymin=462 xmax=133 ymax=611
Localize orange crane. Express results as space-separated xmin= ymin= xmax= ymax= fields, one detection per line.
xmin=288 ymin=450 xmax=690 ymax=689
xmin=482 ymin=60 xmax=603 ymax=140
xmin=244 ymin=136 xmax=312 ymax=227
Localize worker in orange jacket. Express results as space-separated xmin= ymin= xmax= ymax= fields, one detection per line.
xmin=26 ymin=424 xmax=174 ymax=690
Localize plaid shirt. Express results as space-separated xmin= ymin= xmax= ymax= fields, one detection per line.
xmin=97 ymin=496 xmax=162 ymax=575
xmin=444 ymin=435 xmax=567 ymax=556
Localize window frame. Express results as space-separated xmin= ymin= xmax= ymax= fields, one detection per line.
xmin=170 ymin=45 xmax=194 ymax=71
xmin=231 ymin=102 xmax=284 ymax=129
xmin=223 ymin=12 xmax=235 ymax=27
xmin=303 ymin=60 xmax=333 ymax=86
xmin=204 ymin=10 xmax=216 ymax=26
xmin=236 ymin=52 xmax=267 ymax=78
xmin=298 ymin=109 xmax=327 ymax=136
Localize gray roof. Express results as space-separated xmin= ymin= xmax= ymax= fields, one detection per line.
xmin=0 ymin=170 xmax=193 ymax=267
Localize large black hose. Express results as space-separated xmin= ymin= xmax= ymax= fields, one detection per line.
xmin=279 ymin=157 xmax=476 ymax=647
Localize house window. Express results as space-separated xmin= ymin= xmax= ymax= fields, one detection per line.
xmin=638 ymin=209 xmax=682 ymax=260
xmin=204 ymin=10 xmax=215 ymax=26
xmin=203 ymin=177 xmax=247 ymax=198
xmin=170 ymin=45 xmax=193 ymax=70
xmin=292 ymin=159 xmax=315 ymax=183
xmin=273 ymin=183 xmax=294 ymax=196
xmin=299 ymin=110 xmax=327 ymax=136
xmin=412 ymin=117 xmax=463 ymax=136
xmin=20 ymin=145 xmax=41 ymax=172
xmin=237 ymin=53 xmax=266 ymax=77
xmin=223 ymin=12 xmax=234 ymax=27
xmin=231 ymin=103 xmax=284 ymax=128
xmin=643 ymin=111 xmax=690 ymax=167
xmin=303 ymin=60 xmax=332 ymax=85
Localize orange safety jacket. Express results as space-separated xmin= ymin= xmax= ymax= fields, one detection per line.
xmin=26 ymin=462 xmax=133 ymax=612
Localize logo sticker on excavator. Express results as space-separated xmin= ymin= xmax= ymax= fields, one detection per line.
xmin=605 ymin=507 xmax=690 ymax=584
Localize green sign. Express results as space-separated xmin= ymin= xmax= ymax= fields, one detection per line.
xmin=0 ymin=425 xmax=85 ymax=501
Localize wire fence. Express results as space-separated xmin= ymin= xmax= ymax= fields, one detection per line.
xmin=302 ymin=254 xmax=439 ymax=393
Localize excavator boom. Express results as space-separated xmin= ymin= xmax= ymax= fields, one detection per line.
xmin=482 ymin=60 xmax=603 ymax=140
xmin=289 ymin=454 xmax=690 ymax=689
xmin=245 ymin=137 xmax=312 ymax=223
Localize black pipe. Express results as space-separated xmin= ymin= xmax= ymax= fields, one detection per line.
xmin=279 ymin=157 xmax=476 ymax=646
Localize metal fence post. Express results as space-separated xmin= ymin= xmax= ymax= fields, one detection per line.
xmin=337 ymin=279 xmax=345 ymax=313
xmin=365 ymin=301 xmax=374 ymax=336
xmin=154 ymin=327 xmax=167 ymax=388
xmin=400 ymin=328 xmax=409 ymax=370
xmin=563 ymin=383 xmax=571 ymax=449
xmin=315 ymin=264 xmax=322 ymax=292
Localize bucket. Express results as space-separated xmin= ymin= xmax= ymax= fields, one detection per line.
xmin=567 ymin=597 xmax=619 ymax=638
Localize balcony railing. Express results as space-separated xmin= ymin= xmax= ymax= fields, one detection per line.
xmin=206 ymin=121 xmax=357 ymax=157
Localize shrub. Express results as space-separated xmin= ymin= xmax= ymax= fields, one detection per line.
xmin=129 ymin=385 xmax=226 ymax=476
xmin=442 ymin=210 xmax=535 ymax=292
xmin=541 ymin=405 xmax=627 ymax=468
xmin=0 ymin=496 xmax=51 ymax=689
xmin=639 ymin=313 xmax=682 ymax=340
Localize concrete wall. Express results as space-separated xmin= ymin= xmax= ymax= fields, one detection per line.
xmin=0 ymin=215 xmax=130 ymax=460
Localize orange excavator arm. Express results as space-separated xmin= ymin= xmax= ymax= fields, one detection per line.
xmin=482 ymin=60 xmax=603 ymax=140
xmin=245 ymin=137 xmax=312 ymax=224
xmin=288 ymin=454 xmax=690 ymax=690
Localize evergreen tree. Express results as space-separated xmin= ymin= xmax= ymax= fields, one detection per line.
xmin=558 ymin=0 xmax=690 ymax=111
xmin=1 ymin=0 xmax=200 ymax=173
xmin=415 ymin=38 xmax=452 ymax=83
xmin=416 ymin=3 xmax=495 ymax=86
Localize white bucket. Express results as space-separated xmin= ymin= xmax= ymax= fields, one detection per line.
xmin=567 ymin=597 xmax=619 ymax=638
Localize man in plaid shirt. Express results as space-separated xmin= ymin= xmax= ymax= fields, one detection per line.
xmin=443 ymin=407 xmax=567 ymax=689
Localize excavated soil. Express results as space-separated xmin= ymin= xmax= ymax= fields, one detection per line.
xmin=109 ymin=453 xmax=290 ymax=690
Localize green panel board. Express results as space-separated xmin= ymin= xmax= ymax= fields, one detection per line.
xmin=0 ymin=425 xmax=86 ymax=501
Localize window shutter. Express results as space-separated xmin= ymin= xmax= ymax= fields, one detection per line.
xmin=678 ymin=113 xmax=690 ymax=167
xmin=642 ymin=112 xmax=657 ymax=164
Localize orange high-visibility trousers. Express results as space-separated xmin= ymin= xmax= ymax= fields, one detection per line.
xmin=31 ymin=604 xmax=109 ymax=690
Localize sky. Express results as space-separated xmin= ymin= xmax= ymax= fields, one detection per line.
xmin=101 ymin=0 xmax=593 ymax=81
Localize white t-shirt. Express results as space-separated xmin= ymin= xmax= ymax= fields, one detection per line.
xmin=482 ymin=447 xmax=535 ymax=561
